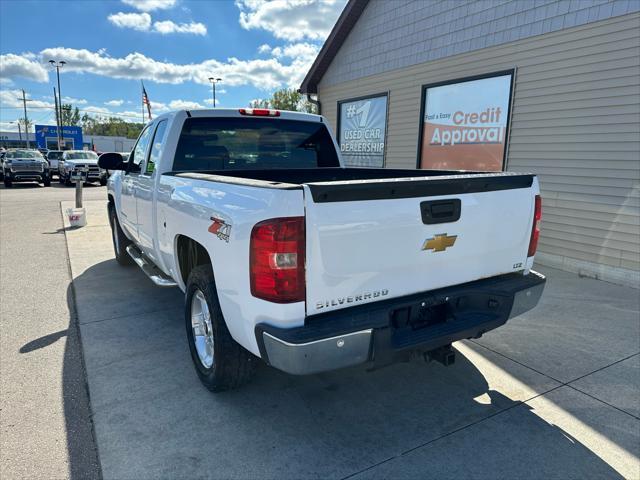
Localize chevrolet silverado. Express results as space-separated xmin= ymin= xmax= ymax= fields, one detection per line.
xmin=99 ymin=108 xmax=545 ymax=392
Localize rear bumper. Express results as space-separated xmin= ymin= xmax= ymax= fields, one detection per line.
xmin=256 ymin=271 xmax=546 ymax=375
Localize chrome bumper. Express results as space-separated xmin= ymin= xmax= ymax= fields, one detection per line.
xmin=262 ymin=330 xmax=372 ymax=375
xmin=257 ymin=271 xmax=545 ymax=375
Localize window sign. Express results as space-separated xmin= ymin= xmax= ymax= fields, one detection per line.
xmin=338 ymin=94 xmax=387 ymax=167
xmin=419 ymin=71 xmax=514 ymax=171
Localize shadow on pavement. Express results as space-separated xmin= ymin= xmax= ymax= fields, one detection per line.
xmin=65 ymin=258 xmax=626 ymax=479
xmin=19 ymin=330 xmax=67 ymax=353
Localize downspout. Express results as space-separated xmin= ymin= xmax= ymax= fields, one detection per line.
xmin=305 ymin=92 xmax=321 ymax=115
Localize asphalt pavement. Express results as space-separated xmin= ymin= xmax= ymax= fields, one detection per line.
xmin=0 ymin=182 xmax=104 ymax=480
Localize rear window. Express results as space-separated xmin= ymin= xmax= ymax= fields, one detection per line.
xmin=173 ymin=117 xmax=340 ymax=171
xmin=48 ymin=151 xmax=63 ymax=159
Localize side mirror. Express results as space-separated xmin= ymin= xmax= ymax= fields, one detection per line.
xmin=98 ymin=152 xmax=125 ymax=170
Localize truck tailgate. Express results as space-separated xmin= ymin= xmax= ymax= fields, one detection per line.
xmin=302 ymin=173 xmax=537 ymax=314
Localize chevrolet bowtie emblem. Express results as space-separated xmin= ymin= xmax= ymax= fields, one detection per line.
xmin=422 ymin=233 xmax=457 ymax=252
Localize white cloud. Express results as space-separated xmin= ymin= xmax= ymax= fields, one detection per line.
xmin=105 ymin=99 xmax=124 ymax=107
xmin=108 ymin=12 xmax=152 ymax=31
xmin=0 ymin=53 xmax=49 ymax=83
xmin=61 ymin=96 xmax=88 ymax=105
xmin=236 ymin=0 xmax=346 ymax=41
xmin=270 ymin=42 xmax=319 ymax=60
xmin=168 ymin=99 xmax=205 ymax=109
xmin=258 ymin=43 xmax=272 ymax=54
xmin=153 ymin=20 xmax=206 ymax=35
xmin=121 ymin=0 xmax=177 ymax=11
xmin=108 ymin=11 xmax=206 ymax=35
xmin=0 ymin=89 xmax=54 ymax=110
xmin=34 ymin=47 xmax=314 ymax=89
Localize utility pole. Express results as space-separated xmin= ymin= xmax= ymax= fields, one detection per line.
xmin=208 ymin=77 xmax=222 ymax=107
xmin=49 ymin=60 xmax=66 ymax=148
xmin=18 ymin=89 xmax=32 ymax=149
xmin=54 ymin=87 xmax=61 ymax=150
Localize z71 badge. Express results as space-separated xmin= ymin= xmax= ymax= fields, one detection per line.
xmin=208 ymin=217 xmax=231 ymax=242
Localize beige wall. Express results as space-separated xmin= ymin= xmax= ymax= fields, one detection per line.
xmin=318 ymin=13 xmax=640 ymax=287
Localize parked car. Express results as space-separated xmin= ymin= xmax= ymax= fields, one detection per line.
xmin=46 ymin=150 xmax=64 ymax=178
xmin=38 ymin=148 xmax=49 ymax=157
xmin=2 ymin=149 xmax=51 ymax=187
xmin=100 ymin=108 xmax=546 ymax=392
xmin=0 ymin=151 xmax=6 ymax=180
xmin=58 ymin=150 xmax=106 ymax=186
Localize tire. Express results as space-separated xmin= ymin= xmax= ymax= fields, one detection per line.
xmin=4 ymin=178 xmax=12 ymax=188
xmin=108 ymin=203 xmax=134 ymax=266
xmin=99 ymin=177 xmax=107 ymax=186
xmin=58 ymin=173 xmax=64 ymax=184
xmin=185 ymin=264 xmax=256 ymax=392
xmin=43 ymin=176 xmax=51 ymax=187
xmin=64 ymin=174 xmax=72 ymax=186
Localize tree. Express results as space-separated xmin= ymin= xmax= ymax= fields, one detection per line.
xmin=81 ymin=114 xmax=143 ymax=139
xmin=250 ymin=88 xmax=317 ymax=113
xmin=60 ymin=104 xmax=81 ymax=126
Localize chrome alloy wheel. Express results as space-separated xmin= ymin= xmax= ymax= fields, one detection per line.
xmin=191 ymin=290 xmax=215 ymax=368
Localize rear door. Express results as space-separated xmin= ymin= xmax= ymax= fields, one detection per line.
xmin=303 ymin=174 xmax=537 ymax=315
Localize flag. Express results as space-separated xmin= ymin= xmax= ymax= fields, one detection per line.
xmin=142 ymin=82 xmax=152 ymax=120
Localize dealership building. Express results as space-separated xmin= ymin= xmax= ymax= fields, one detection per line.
xmin=0 ymin=127 xmax=136 ymax=153
xmin=301 ymin=0 xmax=640 ymax=288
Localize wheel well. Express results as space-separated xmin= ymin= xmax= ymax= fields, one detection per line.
xmin=176 ymin=236 xmax=212 ymax=285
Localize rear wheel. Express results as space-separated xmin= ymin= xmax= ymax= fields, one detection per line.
xmin=4 ymin=178 xmax=12 ymax=188
xmin=64 ymin=174 xmax=72 ymax=186
xmin=185 ymin=265 xmax=256 ymax=392
xmin=99 ymin=177 xmax=107 ymax=186
xmin=108 ymin=204 xmax=133 ymax=266
xmin=43 ymin=176 xmax=51 ymax=187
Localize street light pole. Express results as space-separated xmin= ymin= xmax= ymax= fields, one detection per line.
xmin=49 ymin=60 xmax=66 ymax=148
xmin=17 ymin=89 xmax=32 ymax=148
xmin=208 ymin=77 xmax=222 ymax=107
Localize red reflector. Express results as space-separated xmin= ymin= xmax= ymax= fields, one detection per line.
xmin=250 ymin=217 xmax=305 ymax=303
xmin=528 ymin=195 xmax=542 ymax=257
xmin=238 ymin=108 xmax=280 ymax=117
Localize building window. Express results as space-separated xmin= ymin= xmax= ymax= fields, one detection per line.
xmin=337 ymin=93 xmax=388 ymax=167
xmin=418 ymin=70 xmax=514 ymax=171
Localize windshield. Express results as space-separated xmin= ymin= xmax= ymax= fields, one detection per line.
xmin=173 ymin=117 xmax=340 ymax=171
xmin=66 ymin=152 xmax=98 ymax=160
xmin=48 ymin=151 xmax=63 ymax=159
xmin=5 ymin=150 xmax=42 ymax=159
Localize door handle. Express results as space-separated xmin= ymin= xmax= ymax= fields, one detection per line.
xmin=421 ymin=199 xmax=461 ymax=224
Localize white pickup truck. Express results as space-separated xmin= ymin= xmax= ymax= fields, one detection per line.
xmin=100 ymin=108 xmax=545 ymax=392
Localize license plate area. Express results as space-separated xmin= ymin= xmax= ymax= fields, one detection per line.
xmin=391 ymin=297 xmax=451 ymax=331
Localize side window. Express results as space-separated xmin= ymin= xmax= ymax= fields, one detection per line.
xmin=128 ymin=126 xmax=153 ymax=173
xmin=144 ymin=120 xmax=168 ymax=175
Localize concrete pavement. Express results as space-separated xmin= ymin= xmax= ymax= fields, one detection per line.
xmin=63 ymin=200 xmax=640 ymax=479
xmin=0 ymin=183 xmax=104 ymax=480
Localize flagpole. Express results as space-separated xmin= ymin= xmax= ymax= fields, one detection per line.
xmin=141 ymin=81 xmax=145 ymax=124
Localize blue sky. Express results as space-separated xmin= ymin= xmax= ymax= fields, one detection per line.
xmin=0 ymin=0 xmax=346 ymax=131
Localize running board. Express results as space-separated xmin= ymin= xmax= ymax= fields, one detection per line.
xmin=126 ymin=245 xmax=177 ymax=288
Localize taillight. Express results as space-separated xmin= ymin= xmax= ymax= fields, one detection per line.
xmin=528 ymin=195 xmax=542 ymax=257
xmin=250 ymin=217 xmax=305 ymax=303
xmin=239 ymin=108 xmax=280 ymax=117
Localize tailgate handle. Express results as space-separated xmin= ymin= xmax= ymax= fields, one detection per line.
xmin=421 ymin=199 xmax=461 ymax=224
